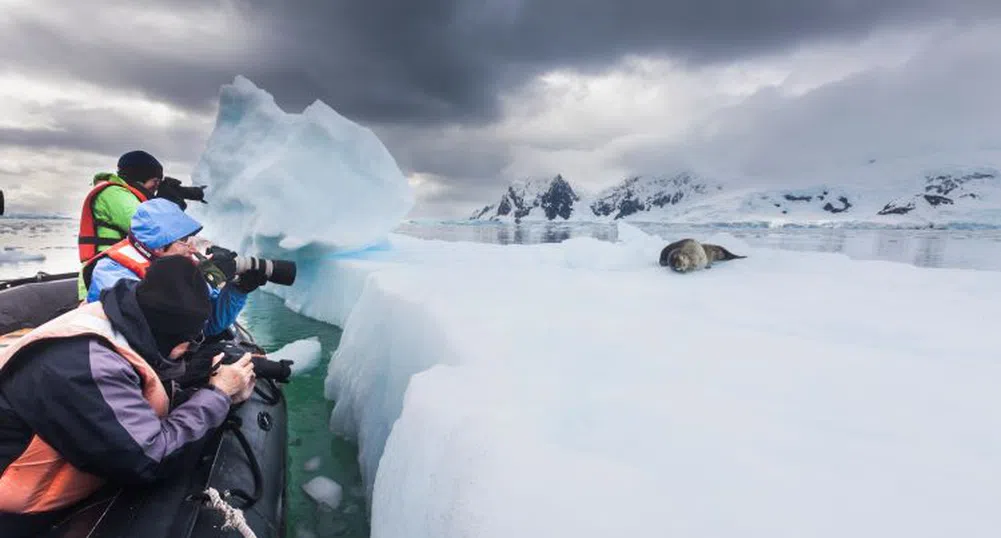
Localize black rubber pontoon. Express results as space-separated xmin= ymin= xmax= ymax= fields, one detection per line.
xmin=0 ymin=272 xmax=288 ymax=538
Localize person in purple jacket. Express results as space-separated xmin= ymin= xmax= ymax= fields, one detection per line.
xmin=0 ymin=256 xmax=255 ymax=535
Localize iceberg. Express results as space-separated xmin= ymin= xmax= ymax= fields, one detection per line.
xmin=313 ymin=226 xmax=1000 ymax=538
xmin=189 ymin=76 xmax=414 ymax=253
xmin=197 ymin=79 xmax=1000 ymax=537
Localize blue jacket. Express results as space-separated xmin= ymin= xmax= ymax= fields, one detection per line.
xmin=84 ymin=199 xmax=246 ymax=336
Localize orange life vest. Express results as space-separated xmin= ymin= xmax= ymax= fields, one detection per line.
xmin=80 ymin=235 xmax=153 ymax=292
xmin=0 ymin=302 xmax=169 ymax=514
xmin=77 ymin=180 xmax=148 ymax=263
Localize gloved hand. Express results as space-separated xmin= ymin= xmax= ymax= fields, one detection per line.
xmin=207 ymin=246 xmax=237 ymax=278
xmin=156 ymin=176 xmax=208 ymax=211
xmin=195 ymin=246 xmax=237 ymax=289
xmin=233 ymin=268 xmax=268 ymax=293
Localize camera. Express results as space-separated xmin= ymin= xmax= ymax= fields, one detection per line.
xmin=228 ymin=250 xmax=297 ymax=286
xmin=179 ymin=340 xmax=293 ymax=389
xmin=156 ymin=176 xmax=207 ymax=211
xmin=191 ymin=241 xmax=297 ymax=289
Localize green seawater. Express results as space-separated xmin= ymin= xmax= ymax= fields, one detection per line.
xmin=237 ymin=291 xmax=370 ymax=538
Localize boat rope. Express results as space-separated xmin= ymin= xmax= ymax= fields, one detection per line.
xmin=201 ymin=487 xmax=257 ymax=538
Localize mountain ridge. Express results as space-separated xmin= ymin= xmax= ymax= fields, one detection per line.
xmin=469 ymin=164 xmax=1001 ymax=226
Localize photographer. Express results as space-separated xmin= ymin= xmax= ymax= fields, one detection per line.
xmin=75 ymin=150 xmax=162 ymax=300
xmin=0 ymin=256 xmax=255 ymax=535
xmin=81 ymin=199 xmax=266 ymax=337
xmin=75 ymin=150 xmax=206 ymax=300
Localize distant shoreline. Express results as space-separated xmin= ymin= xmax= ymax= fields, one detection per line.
xmin=6 ymin=214 xmax=1001 ymax=231
xmin=403 ymin=219 xmax=1001 ymax=231
xmin=0 ymin=214 xmax=74 ymax=220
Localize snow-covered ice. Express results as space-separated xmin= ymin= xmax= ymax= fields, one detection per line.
xmin=302 ymin=476 xmax=343 ymax=511
xmin=302 ymin=225 xmax=999 ymax=538
xmin=189 ymin=76 xmax=413 ymax=253
xmin=197 ymin=80 xmax=1001 ymax=537
xmin=268 ymin=336 xmax=322 ymax=375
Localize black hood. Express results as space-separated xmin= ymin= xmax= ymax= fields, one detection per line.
xmin=100 ymin=279 xmax=185 ymax=381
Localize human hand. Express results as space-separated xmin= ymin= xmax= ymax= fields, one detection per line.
xmin=209 ymin=352 xmax=256 ymax=404
xmin=234 ymin=268 xmax=268 ymax=293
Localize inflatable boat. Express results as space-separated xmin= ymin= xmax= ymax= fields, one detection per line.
xmin=0 ymin=271 xmax=288 ymax=538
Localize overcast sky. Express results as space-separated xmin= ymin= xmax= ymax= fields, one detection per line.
xmin=2 ymin=0 xmax=1000 ymax=218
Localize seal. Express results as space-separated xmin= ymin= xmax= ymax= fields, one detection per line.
xmin=659 ymin=238 xmax=746 ymax=273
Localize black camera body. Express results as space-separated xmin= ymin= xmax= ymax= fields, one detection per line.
xmin=178 ymin=340 xmax=293 ymax=390
xmin=156 ymin=176 xmax=207 ymax=211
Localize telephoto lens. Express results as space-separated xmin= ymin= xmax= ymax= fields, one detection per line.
xmin=233 ymin=256 xmax=297 ymax=286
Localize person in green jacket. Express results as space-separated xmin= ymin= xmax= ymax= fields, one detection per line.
xmin=76 ymin=150 xmax=165 ymax=299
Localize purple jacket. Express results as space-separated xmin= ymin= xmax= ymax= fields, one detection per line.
xmin=0 ymin=280 xmax=230 ymax=514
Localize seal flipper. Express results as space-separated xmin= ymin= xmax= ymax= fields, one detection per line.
xmin=703 ymin=243 xmax=747 ymax=262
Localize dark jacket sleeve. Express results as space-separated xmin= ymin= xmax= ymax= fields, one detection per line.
xmin=1 ymin=336 xmax=231 ymax=484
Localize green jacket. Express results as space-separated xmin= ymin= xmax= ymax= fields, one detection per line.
xmin=76 ymin=173 xmax=150 ymax=299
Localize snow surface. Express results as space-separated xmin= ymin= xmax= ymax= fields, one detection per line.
xmin=268 ymin=336 xmax=322 ymax=375
xmin=189 ymin=76 xmax=413 ymax=253
xmin=265 ymin=222 xmax=1001 ymax=537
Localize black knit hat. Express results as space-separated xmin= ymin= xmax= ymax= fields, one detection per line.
xmin=135 ymin=255 xmax=211 ymax=354
xmin=118 ymin=150 xmax=164 ymax=185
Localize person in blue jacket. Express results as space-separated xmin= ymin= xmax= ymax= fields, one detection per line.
xmin=81 ymin=198 xmax=264 ymax=337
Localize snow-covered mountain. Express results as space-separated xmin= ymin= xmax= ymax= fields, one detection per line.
xmin=469 ymin=159 xmax=1001 ymax=227
xmin=470 ymin=175 xmax=580 ymax=222
xmin=589 ymin=172 xmax=723 ymax=220
xmin=876 ymin=170 xmax=997 ymax=218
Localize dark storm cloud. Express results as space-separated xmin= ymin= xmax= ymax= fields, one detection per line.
xmin=0 ymin=103 xmax=208 ymax=165
xmin=373 ymin=125 xmax=514 ymax=182
xmin=5 ymin=0 xmax=998 ymax=126
xmin=0 ymin=13 xmax=256 ymax=114
xmin=199 ymin=0 xmax=1001 ymax=124
xmin=5 ymin=0 xmax=1001 ymax=217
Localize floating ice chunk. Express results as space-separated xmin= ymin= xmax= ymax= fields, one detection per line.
xmin=295 ymin=526 xmax=317 ymax=538
xmin=0 ymin=247 xmax=45 ymax=263
xmin=269 ymin=336 xmax=322 ymax=375
xmin=302 ymin=476 xmax=343 ymax=510
xmin=304 ymin=456 xmax=322 ymax=472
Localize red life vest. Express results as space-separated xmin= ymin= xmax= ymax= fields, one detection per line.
xmin=0 ymin=303 xmax=169 ymax=514
xmin=80 ymin=235 xmax=154 ymax=292
xmin=77 ymin=180 xmax=148 ymax=263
